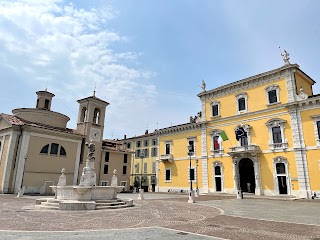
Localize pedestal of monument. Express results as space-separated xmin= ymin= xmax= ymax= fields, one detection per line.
xmin=35 ymin=141 xmax=133 ymax=210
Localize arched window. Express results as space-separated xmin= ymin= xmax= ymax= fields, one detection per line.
xmin=81 ymin=107 xmax=87 ymax=122
xmin=93 ymin=108 xmax=100 ymax=124
xmin=50 ymin=143 xmax=59 ymax=155
xmin=60 ymin=146 xmax=66 ymax=156
xmin=40 ymin=143 xmax=67 ymax=157
xmin=44 ymin=99 xmax=50 ymax=109
xmin=40 ymin=144 xmax=49 ymax=154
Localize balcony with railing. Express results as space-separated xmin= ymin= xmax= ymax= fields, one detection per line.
xmin=160 ymin=154 xmax=173 ymax=163
xmin=228 ymin=145 xmax=261 ymax=158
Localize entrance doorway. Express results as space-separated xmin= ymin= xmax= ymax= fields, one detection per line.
xmin=276 ymin=163 xmax=288 ymax=194
xmin=239 ymin=158 xmax=255 ymax=193
xmin=214 ymin=165 xmax=222 ymax=192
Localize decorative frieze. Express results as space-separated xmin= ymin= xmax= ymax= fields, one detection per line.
xmin=198 ymin=64 xmax=299 ymax=100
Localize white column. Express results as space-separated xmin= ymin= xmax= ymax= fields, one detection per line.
xmin=14 ymin=132 xmax=30 ymax=193
xmin=2 ymin=131 xmax=20 ymax=193
xmin=233 ymin=160 xmax=242 ymax=199
xmin=253 ymin=159 xmax=262 ymax=195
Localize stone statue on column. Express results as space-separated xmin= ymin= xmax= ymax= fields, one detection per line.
xmin=79 ymin=140 xmax=97 ymax=186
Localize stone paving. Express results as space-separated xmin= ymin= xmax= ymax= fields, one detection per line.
xmin=0 ymin=193 xmax=320 ymax=239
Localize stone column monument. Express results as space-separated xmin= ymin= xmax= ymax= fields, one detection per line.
xmin=79 ymin=140 xmax=97 ymax=186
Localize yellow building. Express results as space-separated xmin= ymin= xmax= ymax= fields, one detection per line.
xmin=124 ymin=132 xmax=158 ymax=192
xmin=0 ymin=90 xmax=132 ymax=194
xmin=157 ymin=58 xmax=320 ymax=199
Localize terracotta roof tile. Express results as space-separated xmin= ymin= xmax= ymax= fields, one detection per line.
xmin=0 ymin=113 xmax=82 ymax=135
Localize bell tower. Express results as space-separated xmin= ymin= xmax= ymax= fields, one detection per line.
xmin=76 ymin=92 xmax=109 ymax=184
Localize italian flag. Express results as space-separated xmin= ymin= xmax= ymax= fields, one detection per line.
xmin=215 ymin=130 xmax=228 ymax=149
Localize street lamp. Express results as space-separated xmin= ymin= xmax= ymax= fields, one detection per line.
xmin=187 ymin=145 xmax=195 ymax=203
xmin=138 ymin=150 xmax=145 ymax=200
xmin=195 ymin=158 xmax=199 ymax=197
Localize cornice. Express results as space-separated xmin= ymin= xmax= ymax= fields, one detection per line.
xmin=284 ymin=95 xmax=320 ymax=110
xmin=158 ymin=122 xmax=202 ymax=136
xmin=206 ymin=105 xmax=287 ymax=127
xmin=198 ymin=64 xmax=299 ymax=99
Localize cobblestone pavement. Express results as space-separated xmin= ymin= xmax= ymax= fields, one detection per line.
xmin=0 ymin=194 xmax=320 ymax=240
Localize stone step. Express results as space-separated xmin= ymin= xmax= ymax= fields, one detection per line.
xmin=96 ymin=204 xmax=131 ymax=210
xmin=95 ymin=201 xmax=126 ymax=206
xmin=95 ymin=199 xmax=123 ymax=203
xmin=39 ymin=204 xmax=59 ymax=210
xmin=41 ymin=202 xmax=59 ymax=207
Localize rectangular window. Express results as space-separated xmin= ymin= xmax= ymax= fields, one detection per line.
xmin=317 ymin=121 xmax=320 ymax=140
xmin=268 ymin=90 xmax=278 ymax=104
xmin=104 ymin=164 xmax=109 ymax=174
xmin=165 ymin=143 xmax=170 ymax=154
xmin=144 ymin=148 xmax=149 ymax=158
xmin=189 ymin=168 xmax=195 ymax=181
xmin=152 ymin=138 xmax=157 ymax=146
xmin=213 ymin=136 xmax=219 ymax=150
xmin=136 ymin=163 xmax=139 ymax=173
xmin=238 ymin=98 xmax=246 ymax=111
xmin=105 ymin=152 xmax=109 ymax=162
xmin=127 ymin=142 xmax=131 ymax=149
xmin=50 ymin=143 xmax=59 ymax=155
xmin=144 ymin=140 xmax=149 ymax=147
xmin=151 ymin=147 xmax=157 ymax=157
xmin=188 ymin=139 xmax=195 ymax=153
xmin=101 ymin=181 xmax=108 ymax=186
xmin=212 ymin=104 xmax=219 ymax=116
xmin=136 ymin=141 xmax=141 ymax=148
xmin=152 ymin=162 xmax=156 ymax=173
xmin=122 ymin=165 xmax=127 ymax=175
xmin=165 ymin=169 xmax=171 ymax=181
xmin=272 ymin=126 xmax=282 ymax=143
xmin=123 ymin=154 xmax=128 ymax=163
xmin=136 ymin=149 xmax=141 ymax=158
xmin=143 ymin=162 xmax=147 ymax=173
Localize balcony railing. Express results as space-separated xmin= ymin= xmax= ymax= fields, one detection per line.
xmin=228 ymin=145 xmax=261 ymax=157
xmin=269 ymin=142 xmax=288 ymax=151
xmin=160 ymin=154 xmax=173 ymax=163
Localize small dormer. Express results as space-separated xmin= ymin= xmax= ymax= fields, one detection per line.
xmin=36 ymin=90 xmax=55 ymax=110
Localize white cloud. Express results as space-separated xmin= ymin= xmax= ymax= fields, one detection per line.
xmin=0 ymin=0 xmax=157 ymax=137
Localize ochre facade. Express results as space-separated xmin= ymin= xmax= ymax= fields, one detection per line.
xmin=157 ymin=63 xmax=320 ymax=199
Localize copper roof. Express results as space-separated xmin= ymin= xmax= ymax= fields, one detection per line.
xmin=0 ymin=113 xmax=82 ymax=135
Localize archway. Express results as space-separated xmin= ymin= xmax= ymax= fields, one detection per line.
xmin=239 ymin=158 xmax=255 ymax=193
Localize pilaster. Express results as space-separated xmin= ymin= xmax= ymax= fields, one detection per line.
xmin=2 ymin=131 xmax=20 ymax=193
xmin=200 ymin=122 xmax=208 ymax=193
xmin=288 ymin=106 xmax=310 ymax=198
xmin=13 ymin=131 xmax=30 ymax=193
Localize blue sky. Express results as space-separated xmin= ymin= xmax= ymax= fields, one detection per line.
xmin=1 ymin=0 xmax=320 ymax=139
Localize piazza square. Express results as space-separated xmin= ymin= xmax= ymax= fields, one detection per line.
xmin=1 ymin=1 xmax=320 ymax=239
